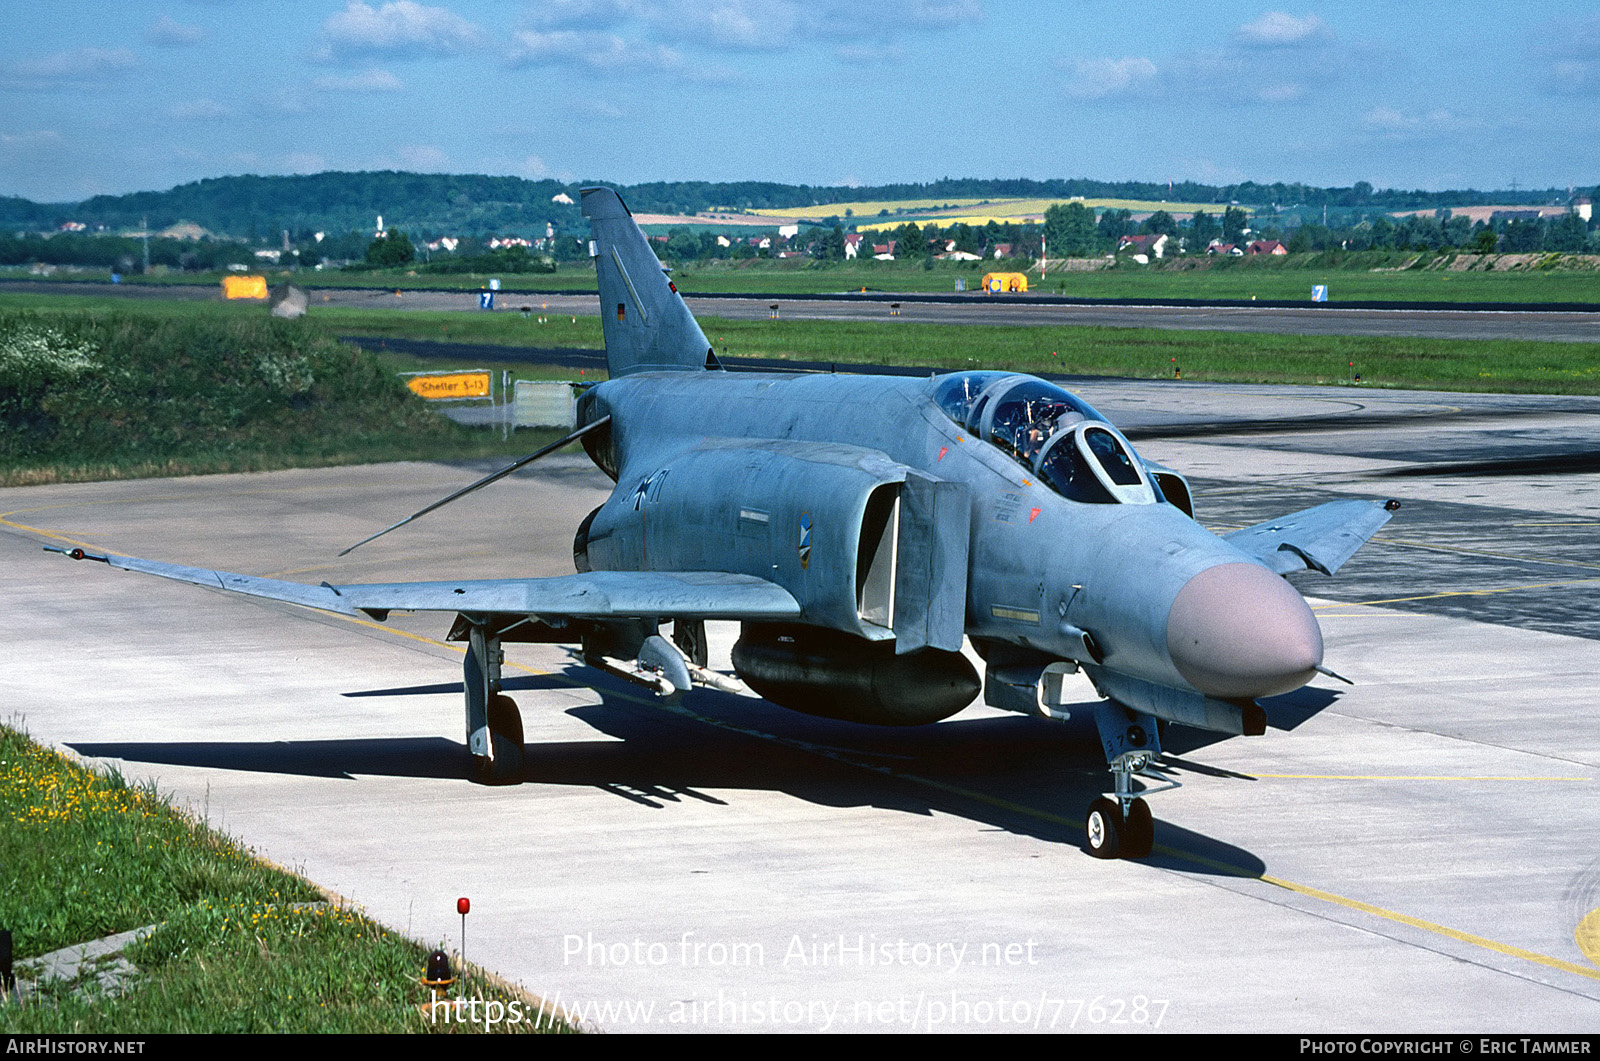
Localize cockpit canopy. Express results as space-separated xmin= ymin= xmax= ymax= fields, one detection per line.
xmin=931 ymin=372 xmax=1158 ymax=505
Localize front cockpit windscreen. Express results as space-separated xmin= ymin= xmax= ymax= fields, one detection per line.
xmin=931 ymin=372 xmax=1157 ymax=505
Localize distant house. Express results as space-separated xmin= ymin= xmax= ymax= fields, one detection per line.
xmin=844 ymin=233 xmax=863 ymax=259
xmin=1117 ymin=233 xmax=1169 ymax=259
xmin=1207 ymin=241 xmax=1242 ymax=256
xmin=1246 ymin=239 xmax=1287 ymax=256
xmin=991 ymin=243 xmax=1014 ymax=259
xmin=1489 ymin=210 xmax=1543 ymax=224
xmin=1576 ymin=196 xmax=1593 ymax=223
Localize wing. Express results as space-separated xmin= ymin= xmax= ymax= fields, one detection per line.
xmin=1223 ymin=498 xmax=1397 ymax=576
xmin=52 ymin=549 xmax=800 ymax=622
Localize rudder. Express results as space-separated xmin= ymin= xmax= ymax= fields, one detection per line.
xmin=581 ymin=186 xmax=717 ymax=377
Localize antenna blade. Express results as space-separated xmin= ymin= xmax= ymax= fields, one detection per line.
xmin=338 ymin=415 xmax=610 ymax=556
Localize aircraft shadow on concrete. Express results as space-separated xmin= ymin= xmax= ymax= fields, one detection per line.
xmin=59 ymin=663 xmax=1346 ymax=879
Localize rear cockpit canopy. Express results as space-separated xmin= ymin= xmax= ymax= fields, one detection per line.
xmin=931 ymin=372 xmax=1157 ymax=505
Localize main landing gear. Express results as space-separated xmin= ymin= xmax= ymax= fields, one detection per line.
xmin=463 ymin=621 xmax=524 ymax=785
xmin=1086 ymin=706 xmax=1180 ymax=860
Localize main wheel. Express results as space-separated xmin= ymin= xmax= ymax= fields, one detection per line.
xmin=1121 ymin=798 xmax=1154 ymax=859
xmin=1086 ymin=797 xmax=1123 ymax=859
xmin=472 ymin=694 xmax=524 ymax=785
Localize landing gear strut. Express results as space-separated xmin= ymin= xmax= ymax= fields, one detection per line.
xmin=464 ymin=621 xmax=523 ymax=784
xmin=1087 ymin=705 xmax=1178 ymax=859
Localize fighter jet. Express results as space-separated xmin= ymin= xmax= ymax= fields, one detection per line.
xmin=50 ymin=186 xmax=1396 ymax=859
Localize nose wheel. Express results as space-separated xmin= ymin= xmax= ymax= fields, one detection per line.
xmin=1086 ymin=750 xmax=1174 ymax=860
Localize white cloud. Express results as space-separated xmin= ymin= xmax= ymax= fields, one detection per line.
xmin=509 ymin=30 xmax=684 ymax=72
xmin=313 ymin=68 xmax=406 ymax=92
xmin=283 ymin=152 xmax=327 ymax=173
xmin=396 ymin=144 xmax=450 ymax=169
xmin=570 ymin=98 xmax=626 ymax=119
xmin=1360 ymin=106 xmax=1477 ymax=141
xmin=0 ymin=130 xmax=63 ymax=149
xmin=6 ymin=48 xmax=136 ymax=88
xmin=322 ymin=1 xmax=486 ymax=57
xmin=1065 ymin=57 xmax=1158 ymax=100
xmin=169 ymin=100 xmax=231 ymax=121
xmin=516 ymin=155 xmax=549 ymax=178
xmin=1166 ymin=50 xmax=1318 ymax=103
xmin=1539 ymin=16 xmax=1600 ymax=95
xmin=1362 ymin=105 xmax=1412 ymax=132
xmin=521 ymin=0 xmax=979 ymax=53
xmin=1064 ymin=15 xmax=1360 ymax=108
xmin=836 ymin=43 xmax=903 ymax=65
xmin=1234 ymin=12 xmax=1331 ymax=48
xmin=1548 ymin=60 xmax=1600 ymax=95
xmin=146 ymin=14 xmax=205 ymax=47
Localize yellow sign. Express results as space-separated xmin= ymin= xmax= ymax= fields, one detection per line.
xmin=406 ymin=372 xmax=491 ymax=399
xmin=221 ymin=275 xmax=269 ymax=299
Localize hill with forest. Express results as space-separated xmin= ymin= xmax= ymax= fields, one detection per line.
xmin=0 ymin=171 xmax=1579 ymax=243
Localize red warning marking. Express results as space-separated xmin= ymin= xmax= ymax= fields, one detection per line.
xmin=1028 ymin=508 xmax=1041 ymax=523
xmin=937 ymin=447 xmax=948 ymax=462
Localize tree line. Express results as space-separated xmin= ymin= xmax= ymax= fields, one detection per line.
xmin=1 ymin=171 xmax=1590 ymax=245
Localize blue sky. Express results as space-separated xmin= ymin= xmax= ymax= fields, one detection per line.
xmin=1 ymin=1 xmax=1595 ymax=203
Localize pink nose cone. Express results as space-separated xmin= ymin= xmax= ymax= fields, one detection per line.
xmin=1166 ymin=563 xmax=1323 ymax=698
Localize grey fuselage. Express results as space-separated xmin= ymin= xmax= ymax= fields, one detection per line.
xmin=576 ymin=369 xmax=1315 ymax=708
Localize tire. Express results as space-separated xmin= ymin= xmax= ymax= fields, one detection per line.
xmin=472 ymin=694 xmax=524 ymax=785
xmin=1121 ymin=799 xmax=1154 ymax=859
xmin=1086 ymin=797 xmax=1123 ymax=859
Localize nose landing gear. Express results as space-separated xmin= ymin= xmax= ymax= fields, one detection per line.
xmin=1087 ymin=705 xmax=1179 ymax=859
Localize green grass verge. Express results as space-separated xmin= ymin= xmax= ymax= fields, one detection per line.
xmin=0 ymin=724 xmax=573 ymax=1033
xmin=321 ymin=306 xmax=1600 ymax=396
xmin=11 ymin=250 xmax=1600 ymax=301
xmin=695 ymin=318 xmax=1600 ymax=393
xmin=0 ymin=305 xmax=558 ymax=487
xmin=4 ymin=292 xmax=1598 ymax=429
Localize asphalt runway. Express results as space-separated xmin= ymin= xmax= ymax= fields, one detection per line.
xmin=3 ymin=379 xmax=1599 ymax=1032
xmin=9 ymin=279 xmax=1600 ymax=342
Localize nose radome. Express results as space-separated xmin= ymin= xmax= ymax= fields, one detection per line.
xmin=1166 ymin=562 xmax=1323 ymax=699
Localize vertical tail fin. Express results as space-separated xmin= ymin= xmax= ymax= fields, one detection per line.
xmin=581 ymin=186 xmax=717 ymax=377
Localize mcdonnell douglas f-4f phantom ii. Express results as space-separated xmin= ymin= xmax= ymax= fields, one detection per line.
xmin=51 ymin=186 xmax=1398 ymax=859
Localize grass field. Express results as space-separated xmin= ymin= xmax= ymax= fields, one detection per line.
xmin=316 ymin=300 xmax=1600 ymax=396
xmin=751 ymin=196 xmax=1232 ymax=224
xmin=8 ymin=250 xmax=1600 ymax=302
xmin=3 ymin=289 xmax=1598 ymax=408
xmin=0 ymin=724 xmax=572 ymax=1033
xmin=662 ymin=256 xmax=1600 ymax=301
xmin=747 ymin=197 xmax=995 ymax=218
xmin=699 ymin=317 xmax=1600 ymax=394
xmin=0 ymin=301 xmax=551 ymax=486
